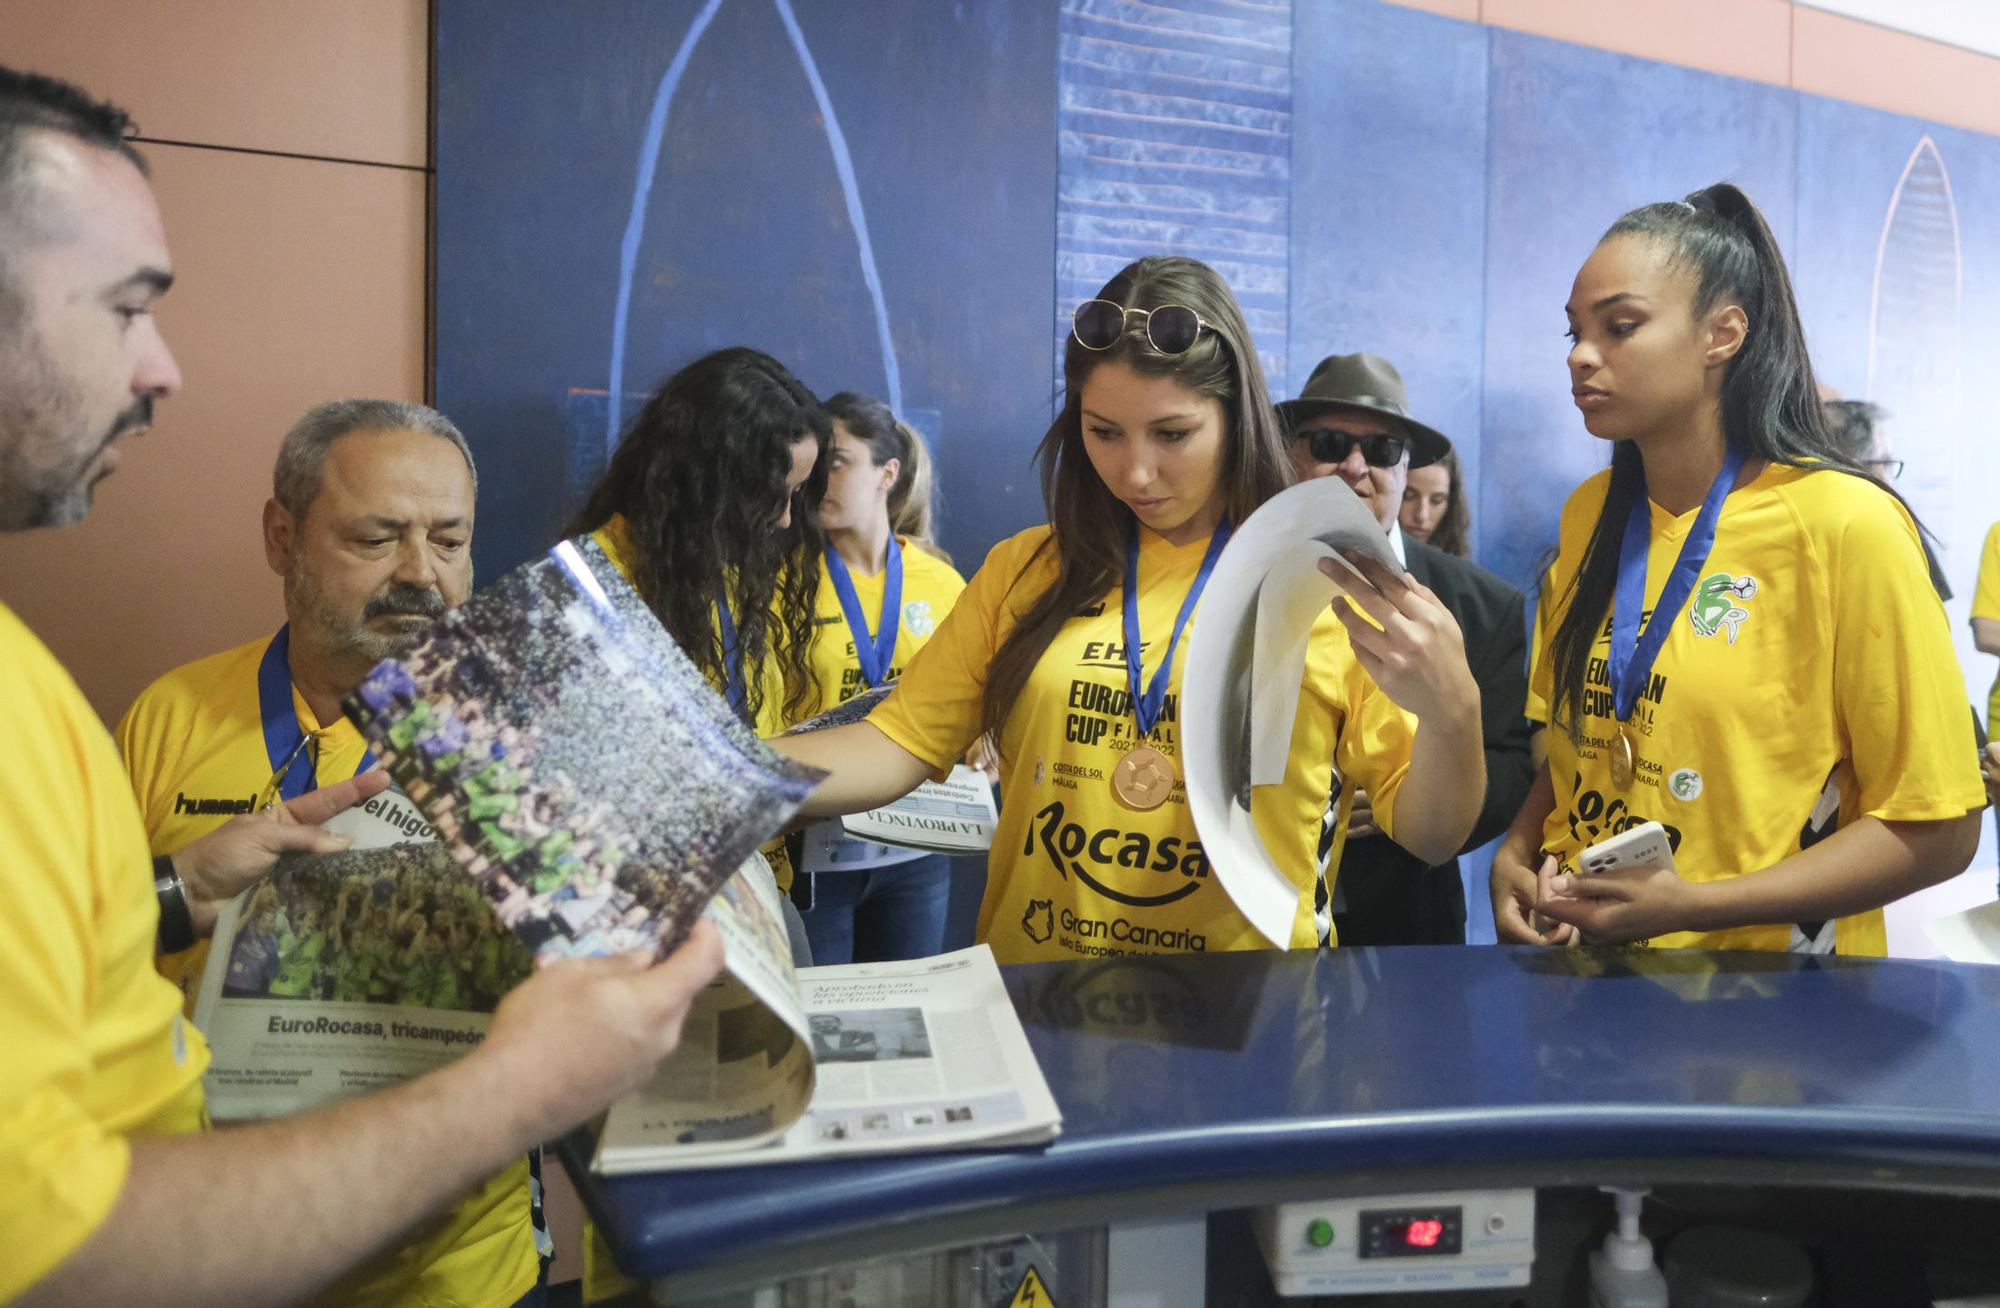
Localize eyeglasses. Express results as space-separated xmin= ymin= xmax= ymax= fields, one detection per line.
xmin=1295 ymin=427 xmax=1409 ymax=468
xmin=1072 ymin=299 xmax=1211 ymax=355
xmin=1865 ymin=457 xmax=1904 ymax=481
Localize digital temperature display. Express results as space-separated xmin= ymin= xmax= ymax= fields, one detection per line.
xmin=1359 ymin=1207 xmax=1464 ymax=1259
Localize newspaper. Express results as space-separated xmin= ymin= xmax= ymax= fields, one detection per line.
xmin=785 ymin=686 xmax=999 ymax=859
xmin=192 ymin=537 xmax=834 ymax=1121
xmin=193 ymin=784 xmax=804 ymax=1120
xmin=1179 ymin=476 xmax=1404 ymax=948
xmin=594 ymin=943 xmax=1062 ymax=1173
xmin=192 ymin=791 xmax=527 ymax=1118
xmin=341 ymin=537 xmax=825 ymax=962
xmin=833 ymin=765 xmax=998 ymax=855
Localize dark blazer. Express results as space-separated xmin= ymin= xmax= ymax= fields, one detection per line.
xmin=1333 ymin=530 xmax=1535 ymax=945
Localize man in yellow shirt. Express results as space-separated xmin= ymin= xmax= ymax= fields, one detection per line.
xmin=0 ymin=64 xmax=720 ymax=1306
xmin=117 ymin=398 xmax=555 ymax=1306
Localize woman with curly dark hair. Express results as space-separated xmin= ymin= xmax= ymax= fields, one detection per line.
xmin=565 ymin=347 xmax=830 ymax=738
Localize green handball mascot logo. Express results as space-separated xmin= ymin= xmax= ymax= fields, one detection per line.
xmin=1689 ymin=573 xmax=1757 ymax=644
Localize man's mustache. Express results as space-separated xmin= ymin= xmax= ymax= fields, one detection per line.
xmin=364 ymin=585 xmax=447 ymax=620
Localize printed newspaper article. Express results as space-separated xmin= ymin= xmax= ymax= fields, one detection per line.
xmin=595 ymin=944 xmax=1061 ymax=1173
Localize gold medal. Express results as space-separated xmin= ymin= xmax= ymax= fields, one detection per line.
xmin=1112 ymin=743 xmax=1176 ymax=811
xmin=1610 ymin=726 xmax=1637 ymax=790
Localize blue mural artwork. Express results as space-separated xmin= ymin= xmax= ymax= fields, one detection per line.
xmin=434 ymin=0 xmax=1057 ymax=576
xmin=1289 ymin=0 xmax=1488 ymax=547
xmin=1794 ymin=98 xmax=2000 ymax=717
xmin=436 ymin=0 xmax=2000 ymax=932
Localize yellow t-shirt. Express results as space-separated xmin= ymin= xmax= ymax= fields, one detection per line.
xmin=591 ymin=517 xmax=798 ymax=889
xmin=801 ymin=538 xmax=967 ymax=717
xmin=869 ymin=524 xmax=1417 ymax=963
xmin=1 ymin=601 xmax=209 ymax=1303
xmin=115 ymin=632 xmax=540 ymax=1308
xmin=1973 ymin=520 xmax=2000 ymax=735
xmin=1526 ymin=463 xmax=1985 ymax=954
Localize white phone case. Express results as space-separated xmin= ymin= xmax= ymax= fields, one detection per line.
xmin=1579 ymin=820 xmax=1675 ymax=875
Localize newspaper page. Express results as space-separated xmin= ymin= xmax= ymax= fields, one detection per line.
xmin=192 ymin=789 xmax=533 ymax=1120
xmin=835 ymin=765 xmax=998 ymax=854
xmin=595 ymin=944 xmax=1061 ymax=1173
xmin=343 ymin=538 xmax=824 ymax=963
xmin=1180 ymin=476 xmax=1404 ymax=948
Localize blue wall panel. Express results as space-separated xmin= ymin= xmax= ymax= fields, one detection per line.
xmin=1794 ymin=96 xmax=2000 ymax=711
xmin=1479 ymin=31 xmax=1798 ymax=597
xmin=1057 ymin=0 xmax=1293 ymax=392
xmin=1289 ymin=0 xmax=1488 ymax=546
xmin=435 ymin=0 xmax=1057 ymax=578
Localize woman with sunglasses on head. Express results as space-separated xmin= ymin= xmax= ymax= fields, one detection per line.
xmin=790 ymin=392 xmax=968 ymax=964
xmin=1492 ymin=183 xmax=1983 ymax=952
xmin=564 ymin=346 xmax=830 ymax=890
xmin=773 ymin=256 xmax=1485 ymax=963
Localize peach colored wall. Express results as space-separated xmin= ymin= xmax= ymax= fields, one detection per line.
xmin=1381 ymin=0 xmax=2000 ymax=136
xmin=0 ymin=2 xmax=429 ymax=724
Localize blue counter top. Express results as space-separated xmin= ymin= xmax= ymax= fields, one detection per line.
xmin=565 ymin=945 xmax=2000 ymax=1287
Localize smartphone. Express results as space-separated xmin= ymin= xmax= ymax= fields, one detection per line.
xmin=1578 ymin=821 xmax=1675 ymax=876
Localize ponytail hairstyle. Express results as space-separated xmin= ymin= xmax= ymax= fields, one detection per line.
xmin=566 ymin=347 xmax=830 ymax=724
xmin=1546 ymin=182 xmax=1944 ymax=742
xmin=888 ymin=420 xmax=949 ymax=562
xmin=821 ymin=391 xmax=951 ymax=562
xmin=979 ymin=255 xmax=1292 ymax=754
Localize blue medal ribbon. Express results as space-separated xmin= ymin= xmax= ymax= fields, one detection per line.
xmin=258 ymin=625 xmax=375 ymax=804
xmin=1123 ymin=519 xmax=1232 ymax=740
xmin=714 ymin=590 xmax=748 ymax=721
xmin=823 ymin=534 xmax=904 ymax=689
xmin=1607 ymin=444 xmax=1749 ymax=722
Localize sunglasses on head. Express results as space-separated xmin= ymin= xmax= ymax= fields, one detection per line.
xmin=1295 ymin=427 xmax=1409 ymax=468
xmin=1072 ymin=299 xmax=1212 ymax=355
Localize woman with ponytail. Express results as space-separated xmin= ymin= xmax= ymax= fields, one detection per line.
xmin=1491 ymin=183 xmax=1984 ymax=952
xmin=791 ymin=392 xmax=968 ymax=963
xmin=772 ymin=256 xmax=1485 ymax=964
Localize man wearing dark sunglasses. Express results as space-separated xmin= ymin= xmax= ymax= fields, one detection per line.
xmin=1279 ymin=353 xmax=1534 ymax=947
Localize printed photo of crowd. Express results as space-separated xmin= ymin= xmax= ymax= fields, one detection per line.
xmin=343 ymin=539 xmax=821 ymax=963
xmin=221 ymin=842 xmax=533 ymax=1012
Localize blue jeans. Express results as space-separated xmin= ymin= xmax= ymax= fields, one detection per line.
xmin=798 ymin=854 xmax=952 ymax=965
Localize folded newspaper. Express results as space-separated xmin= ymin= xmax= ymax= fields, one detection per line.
xmin=785 ymin=685 xmax=1000 ymax=862
xmin=594 ymin=942 xmax=1062 ymax=1173
xmin=1179 ymin=476 xmax=1405 ymax=949
xmin=192 ymin=537 xmax=829 ymax=1121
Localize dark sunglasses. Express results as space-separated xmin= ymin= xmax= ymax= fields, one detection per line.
xmin=1072 ymin=299 xmax=1211 ymax=355
xmin=1296 ymin=427 xmax=1409 ymax=468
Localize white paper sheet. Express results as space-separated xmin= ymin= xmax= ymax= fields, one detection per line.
xmin=1181 ymin=477 xmax=1402 ymax=947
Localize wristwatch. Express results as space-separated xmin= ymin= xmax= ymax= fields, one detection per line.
xmin=154 ymin=855 xmax=197 ymax=954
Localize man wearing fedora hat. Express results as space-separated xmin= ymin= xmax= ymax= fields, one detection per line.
xmin=1280 ymin=353 xmax=1535 ymax=945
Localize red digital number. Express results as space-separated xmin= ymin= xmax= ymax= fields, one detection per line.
xmin=1404 ymin=1219 xmax=1443 ymax=1248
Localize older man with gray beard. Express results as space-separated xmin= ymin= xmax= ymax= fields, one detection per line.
xmin=114 ymin=401 xmax=559 ymax=1307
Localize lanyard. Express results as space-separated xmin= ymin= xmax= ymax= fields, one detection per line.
xmin=714 ymin=590 xmax=748 ymax=722
xmin=823 ymin=534 xmax=904 ymax=689
xmin=1607 ymin=444 xmax=1748 ymax=722
xmin=1122 ymin=519 xmax=1231 ymax=738
xmin=258 ymin=625 xmax=375 ymax=805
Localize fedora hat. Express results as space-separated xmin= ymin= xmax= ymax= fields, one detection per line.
xmin=1276 ymin=353 xmax=1451 ymax=469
